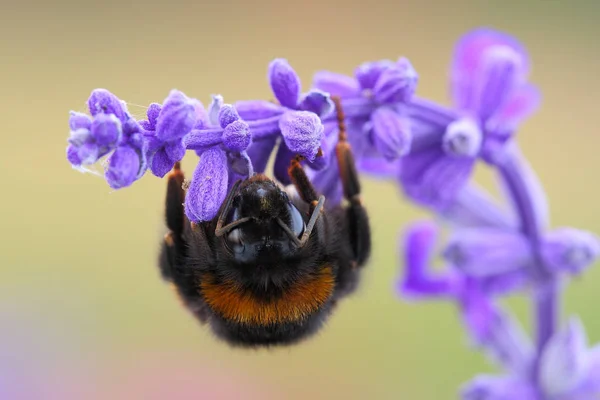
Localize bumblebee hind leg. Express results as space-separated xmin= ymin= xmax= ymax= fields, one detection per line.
xmin=332 ymin=96 xmax=371 ymax=267
xmin=159 ymin=162 xmax=188 ymax=281
xmin=158 ymin=162 xmax=211 ymax=322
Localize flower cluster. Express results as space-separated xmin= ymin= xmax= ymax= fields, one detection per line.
xmin=66 ymin=56 xmax=418 ymax=218
xmin=66 ymin=89 xmax=148 ymax=189
xmin=64 ymin=26 xmax=600 ymax=398
xmin=393 ymin=30 xmax=600 ymax=399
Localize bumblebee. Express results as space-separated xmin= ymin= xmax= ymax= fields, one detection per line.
xmin=159 ymin=100 xmax=371 ymax=347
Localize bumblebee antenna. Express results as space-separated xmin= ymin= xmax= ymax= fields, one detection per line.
xmin=298 ymin=195 xmax=325 ymax=247
xmin=215 ymin=180 xmax=248 ymax=237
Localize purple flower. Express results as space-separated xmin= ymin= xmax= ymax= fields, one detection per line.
xmin=184 ymin=147 xmax=229 ymax=223
xmin=312 ymin=58 xmax=417 ymax=165
xmin=66 ymin=89 xmax=148 ymax=189
xmin=461 ymin=319 xmax=600 ymax=400
xmin=394 ymin=27 xmax=600 ymax=400
xmin=398 ymin=221 xmax=533 ymax=372
xmin=461 ymin=375 xmax=536 ymax=400
xmin=306 ymin=57 xmax=417 ymax=204
xmin=144 ymin=90 xmax=206 ymax=178
xmin=180 ymin=98 xmax=254 ymax=221
xmin=239 ymin=59 xmax=330 ymax=185
xmin=396 ymin=29 xmax=541 ymax=211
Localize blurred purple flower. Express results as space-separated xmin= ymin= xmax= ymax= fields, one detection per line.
xmin=398 ymin=221 xmax=534 ymax=373
xmin=395 ymin=27 xmax=600 ymax=400
xmin=461 ymin=318 xmax=600 ymax=400
xmin=397 ymin=29 xmax=541 ymax=211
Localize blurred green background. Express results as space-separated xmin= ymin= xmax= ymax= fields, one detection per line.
xmin=2 ymin=0 xmax=600 ymax=399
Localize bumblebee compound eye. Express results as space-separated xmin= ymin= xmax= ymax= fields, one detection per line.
xmin=225 ymin=227 xmax=245 ymax=254
xmin=287 ymin=203 xmax=306 ymax=238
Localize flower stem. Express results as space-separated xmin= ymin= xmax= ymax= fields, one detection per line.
xmin=494 ymin=142 xmax=558 ymax=389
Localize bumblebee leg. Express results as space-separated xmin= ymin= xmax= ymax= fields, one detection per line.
xmin=287 ymin=155 xmax=327 ymax=247
xmin=159 ymin=161 xmax=188 ymax=281
xmin=288 ymin=154 xmax=319 ymax=204
xmin=332 ymin=96 xmax=371 ymax=267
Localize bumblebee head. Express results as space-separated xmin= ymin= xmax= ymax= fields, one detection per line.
xmin=214 ymin=175 xmax=317 ymax=264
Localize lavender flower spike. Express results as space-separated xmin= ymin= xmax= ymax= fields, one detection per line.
xmin=394 ymin=28 xmax=600 ymax=399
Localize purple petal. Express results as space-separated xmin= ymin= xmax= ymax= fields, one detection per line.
xmin=218 ymin=104 xmax=241 ymax=128
xmin=305 ymin=152 xmax=327 ymax=171
xmin=440 ymin=184 xmax=518 ymax=230
xmin=126 ymin=131 xmax=146 ymax=151
xmin=451 ymin=28 xmax=530 ymax=114
xmin=373 ymin=58 xmax=418 ymax=104
xmin=146 ymin=136 xmax=163 ymax=154
xmin=398 ymin=146 xmax=476 ymax=211
xmin=245 ymin=136 xmax=278 ymax=173
xmin=91 ymin=113 xmax=122 ymax=147
xmin=228 ymin=151 xmax=252 ymax=177
xmin=234 ymin=100 xmax=284 ymax=121
xmin=184 ymin=148 xmax=229 ymax=222
xmin=183 ymin=129 xmax=224 ymax=151
xmin=478 ymin=270 xmax=529 ymax=297
xmin=443 ymin=228 xmax=532 ymax=277
xmin=485 ymin=84 xmax=541 ymax=137
xmin=155 ymin=90 xmax=198 ymax=142
xmin=539 ymin=317 xmax=589 ymax=398
xmin=138 ymin=120 xmax=152 ymax=130
xmin=192 ymin=98 xmax=210 ymax=129
xmin=146 ymin=103 xmax=162 ymax=130
xmin=459 ymin=279 xmax=499 ymax=343
xmin=105 ymin=146 xmax=141 ymax=189
xmin=370 ymin=107 xmax=412 ymax=160
xmin=268 ymin=58 xmax=301 ymax=108
xmin=150 ymin=148 xmax=174 ymax=178
xmin=208 ymin=95 xmax=223 ymax=126
xmin=573 ymin=344 xmax=600 ymax=396
xmin=354 ymin=59 xmax=395 ymax=90
xmin=357 ymin=157 xmax=400 ymax=179
xmin=134 ymin=142 xmax=148 ymax=180
xmin=273 ymin=143 xmax=294 ymax=185
xmin=458 ymin=280 xmax=534 ymax=372
xmin=297 ymin=89 xmax=335 ymax=118
xmin=67 ymin=128 xmax=92 ymax=147
xmin=164 ymin=140 xmax=186 ymax=163
xmin=77 ymin=142 xmax=100 ymax=165
xmin=279 ymin=111 xmax=324 ymax=161
xmin=69 ymin=111 xmax=92 ymax=131
xmin=305 ymin=123 xmax=337 ymax=171
xmin=223 ymin=120 xmax=251 ymax=152
xmin=312 ymin=71 xmax=361 ymax=97
xmin=87 ymin=88 xmax=128 ymax=122
xmin=496 ymin=143 xmax=549 ymax=236
xmin=122 ymin=118 xmax=143 ymax=137
xmin=541 ymin=228 xmax=600 ymax=276
xmin=471 ymin=46 xmax=525 ymax=121
xmin=442 ymin=118 xmax=482 ymax=157
xmin=398 ymin=221 xmax=458 ymax=299
xmin=66 ymin=145 xmax=82 ymax=166
xmin=461 ymin=375 xmax=536 ymax=400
